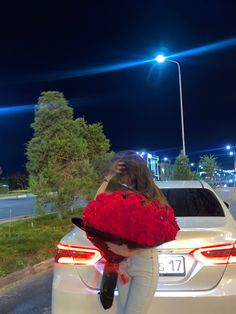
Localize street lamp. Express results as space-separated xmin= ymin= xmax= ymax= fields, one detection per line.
xmin=226 ymin=144 xmax=236 ymax=187
xmin=155 ymin=54 xmax=186 ymax=156
xmin=226 ymin=145 xmax=236 ymax=169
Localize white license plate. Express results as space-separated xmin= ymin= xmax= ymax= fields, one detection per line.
xmin=159 ymin=256 xmax=185 ymax=276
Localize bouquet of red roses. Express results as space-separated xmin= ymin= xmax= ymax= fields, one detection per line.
xmin=72 ymin=191 xmax=179 ymax=263
xmin=72 ymin=191 xmax=179 ymax=310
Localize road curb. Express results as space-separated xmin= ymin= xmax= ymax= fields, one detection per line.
xmin=0 ymin=194 xmax=34 ymax=200
xmin=0 ymin=258 xmax=54 ymax=289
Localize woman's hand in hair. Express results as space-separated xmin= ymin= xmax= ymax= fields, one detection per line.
xmin=95 ymin=161 xmax=126 ymax=198
xmin=107 ymin=160 xmax=126 ymax=180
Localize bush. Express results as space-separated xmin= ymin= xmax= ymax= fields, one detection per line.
xmin=0 ymin=185 xmax=9 ymax=194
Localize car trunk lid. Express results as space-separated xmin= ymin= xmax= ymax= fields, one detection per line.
xmin=58 ymin=219 xmax=235 ymax=291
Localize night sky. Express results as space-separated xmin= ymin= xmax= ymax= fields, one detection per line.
xmin=1 ymin=0 xmax=236 ymax=174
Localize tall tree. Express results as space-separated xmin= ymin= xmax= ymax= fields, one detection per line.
xmin=199 ymin=154 xmax=219 ymax=181
xmin=75 ymin=117 xmax=113 ymax=182
xmin=26 ymin=91 xmax=96 ymax=218
xmin=172 ymin=150 xmax=193 ymax=180
xmin=75 ymin=118 xmax=110 ymax=162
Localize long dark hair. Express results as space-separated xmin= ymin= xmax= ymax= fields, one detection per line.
xmin=112 ymin=151 xmax=168 ymax=205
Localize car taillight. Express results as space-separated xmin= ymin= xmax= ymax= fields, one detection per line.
xmin=55 ymin=243 xmax=102 ymax=266
xmin=190 ymin=242 xmax=236 ymax=265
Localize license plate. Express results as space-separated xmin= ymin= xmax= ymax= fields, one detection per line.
xmin=158 ymin=256 xmax=185 ymax=276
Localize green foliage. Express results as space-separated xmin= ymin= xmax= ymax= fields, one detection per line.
xmin=172 ymin=150 xmax=193 ymax=180
xmin=192 ymin=171 xmax=201 ymax=180
xmin=199 ymin=154 xmax=219 ymax=180
xmin=75 ymin=118 xmax=110 ymax=162
xmin=3 ymin=171 xmax=28 ymax=190
xmin=92 ymin=152 xmax=115 ymax=183
xmin=0 ymin=185 xmax=9 ymax=194
xmin=26 ymin=91 xmax=97 ymax=218
xmin=75 ymin=117 xmax=112 ymax=184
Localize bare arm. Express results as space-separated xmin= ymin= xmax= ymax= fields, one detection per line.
xmin=106 ymin=242 xmax=146 ymax=257
xmin=95 ymin=175 xmax=112 ymax=198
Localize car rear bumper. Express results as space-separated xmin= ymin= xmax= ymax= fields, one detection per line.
xmin=52 ymin=264 xmax=236 ymax=314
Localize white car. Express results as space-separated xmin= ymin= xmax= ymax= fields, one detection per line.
xmin=52 ymin=181 xmax=236 ymax=314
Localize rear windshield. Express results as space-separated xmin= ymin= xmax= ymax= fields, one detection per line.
xmin=161 ymin=188 xmax=225 ymax=217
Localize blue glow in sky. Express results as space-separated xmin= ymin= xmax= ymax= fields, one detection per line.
xmin=0 ymin=104 xmax=35 ymax=115
xmin=41 ymin=58 xmax=153 ymax=82
xmin=167 ymin=36 xmax=236 ymax=59
xmin=42 ymin=36 xmax=236 ymax=82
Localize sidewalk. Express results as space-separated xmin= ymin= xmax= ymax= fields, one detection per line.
xmin=0 ymin=193 xmax=34 ymax=200
xmin=0 ymin=258 xmax=54 ymax=289
xmin=0 ymin=214 xmax=37 ymax=224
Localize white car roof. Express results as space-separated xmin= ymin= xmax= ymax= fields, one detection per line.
xmin=155 ymin=180 xmax=211 ymax=189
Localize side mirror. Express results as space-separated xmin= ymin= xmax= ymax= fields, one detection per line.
xmin=224 ymin=201 xmax=230 ymax=208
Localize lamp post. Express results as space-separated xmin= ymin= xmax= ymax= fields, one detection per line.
xmin=159 ymin=157 xmax=171 ymax=181
xmin=226 ymin=145 xmax=236 ymax=187
xmin=155 ymin=55 xmax=186 ymax=156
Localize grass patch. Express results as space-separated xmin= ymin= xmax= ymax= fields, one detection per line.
xmin=0 ymin=209 xmax=82 ymax=277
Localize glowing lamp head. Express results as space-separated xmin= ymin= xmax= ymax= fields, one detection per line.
xmin=226 ymin=145 xmax=231 ymax=150
xmin=155 ymin=54 xmax=166 ymax=63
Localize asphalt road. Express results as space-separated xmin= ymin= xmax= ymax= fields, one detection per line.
xmin=0 ymin=270 xmax=53 ymax=314
xmin=0 ymin=196 xmax=37 ymax=220
xmin=0 ymin=196 xmax=86 ymax=222
xmin=0 ymin=195 xmax=235 ymax=221
xmin=0 ymin=196 xmax=54 ymax=222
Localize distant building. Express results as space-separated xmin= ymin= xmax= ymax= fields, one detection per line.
xmin=136 ymin=152 xmax=160 ymax=180
xmin=147 ymin=153 xmax=159 ymax=180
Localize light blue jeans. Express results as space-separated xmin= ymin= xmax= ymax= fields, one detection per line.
xmin=116 ymin=248 xmax=158 ymax=314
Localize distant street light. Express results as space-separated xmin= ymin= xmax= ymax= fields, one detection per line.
xmin=156 ymin=54 xmax=186 ymax=156
xmin=226 ymin=144 xmax=236 ymax=187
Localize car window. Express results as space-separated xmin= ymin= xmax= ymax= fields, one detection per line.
xmin=161 ymin=188 xmax=225 ymax=217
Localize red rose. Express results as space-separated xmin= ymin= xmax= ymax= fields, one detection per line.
xmin=82 ymin=192 xmax=179 ymax=248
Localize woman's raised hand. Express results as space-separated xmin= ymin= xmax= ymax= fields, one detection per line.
xmin=107 ymin=160 xmax=126 ymax=180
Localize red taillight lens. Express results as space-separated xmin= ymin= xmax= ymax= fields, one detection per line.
xmin=55 ymin=243 xmax=102 ymax=266
xmin=190 ymin=242 xmax=236 ymax=265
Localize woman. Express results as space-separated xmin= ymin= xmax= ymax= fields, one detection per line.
xmin=95 ymin=151 xmax=169 ymax=314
